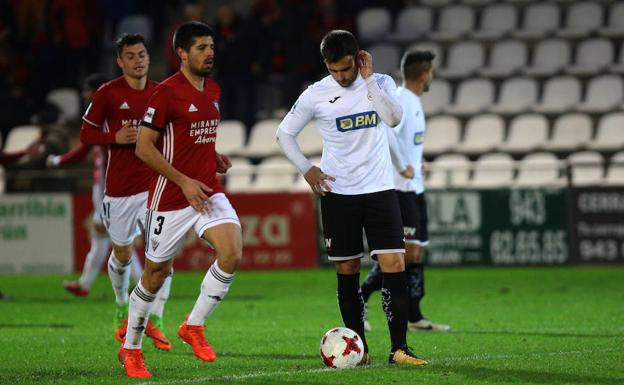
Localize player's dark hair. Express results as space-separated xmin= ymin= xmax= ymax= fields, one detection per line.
xmin=401 ymin=50 xmax=435 ymax=81
xmin=115 ymin=33 xmax=147 ymax=57
xmin=173 ymin=21 xmax=214 ymax=52
xmin=82 ymin=73 xmax=108 ymax=91
xmin=320 ymin=30 xmax=359 ymax=63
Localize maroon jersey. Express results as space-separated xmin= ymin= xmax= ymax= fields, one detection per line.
xmin=81 ymin=76 xmax=157 ymax=197
xmin=141 ymin=71 xmax=223 ymax=211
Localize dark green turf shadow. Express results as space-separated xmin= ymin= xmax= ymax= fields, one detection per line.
xmin=0 ymin=323 xmax=74 ymax=329
xmin=454 ymin=329 xmax=623 ymax=339
xmin=431 ymin=365 xmax=624 ymax=385
xmin=162 ymin=350 xmax=318 ymax=360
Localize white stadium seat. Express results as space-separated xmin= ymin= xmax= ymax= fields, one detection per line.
xmin=388 ymin=6 xmax=433 ymax=42
xmin=436 ymin=41 xmax=484 ymax=79
xmin=251 ymin=156 xmax=298 ymax=192
xmin=430 ymin=5 xmax=475 ymax=42
xmin=471 ymin=153 xmax=515 ymax=188
xmin=407 ymin=42 xmax=444 ymax=68
xmin=225 ymin=157 xmax=255 ymax=192
xmin=588 ymin=113 xmax=624 ymax=151
xmin=513 ymin=3 xmax=560 ymax=39
xmin=423 ymin=115 xmax=462 ymax=156
xmin=576 ymin=75 xmax=624 ymax=113
xmin=565 ymin=39 xmax=613 ymax=76
xmin=427 ymin=153 xmax=471 ymax=189
xmin=297 ymin=121 xmax=323 ymax=156
xmin=489 ymin=77 xmax=538 ymax=115
xmin=454 ymin=114 xmax=505 ymax=154
xmin=470 ymin=4 xmax=518 ymax=41
xmin=604 ymin=152 xmax=624 ymax=186
xmin=216 ymin=120 xmax=246 ymax=156
xmin=568 ymin=151 xmax=604 ymax=186
xmin=599 ymin=2 xmax=624 ymax=38
xmin=4 ymin=125 xmax=41 ymax=152
xmin=522 ymin=39 xmax=571 ymax=77
xmin=545 ymin=113 xmax=592 ymax=151
xmin=244 ymin=119 xmax=282 ymax=157
xmin=367 ymin=44 xmax=400 ymax=77
xmin=478 ymin=40 xmax=527 ymax=78
xmin=515 ymin=152 xmax=564 ymax=187
xmin=46 ymin=88 xmax=80 ymax=122
xmin=356 ymin=8 xmax=392 ymax=43
xmin=421 ymin=79 xmax=451 ymax=116
xmin=557 ymin=2 xmax=603 ymax=38
xmin=532 ymin=76 xmax=581 ymax=114
xmin=444 ymin=79 xmax=494 ymax=116
xmin=498 ymin=114 xmax=549 ymax=153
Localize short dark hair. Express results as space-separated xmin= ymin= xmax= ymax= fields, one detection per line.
xmin=401 ymin=50 xmax=435 ymax=81
xmin=115 ymin=33 xmax=147 ymax=57
xmin=173 ymin=21 xmax=214 ymax=52
xmin=320 ymin=30 xmax=359 ymax=63
xmin=83 ymin=73 xmax=108 ymax=91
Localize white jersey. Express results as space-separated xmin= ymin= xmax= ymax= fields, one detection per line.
xmin=278 ymin=73 xmax=400 ymax=195
xmin=392 ymin=87 xmax=425 ymax=193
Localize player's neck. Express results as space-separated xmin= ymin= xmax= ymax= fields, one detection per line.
xmin=403 ymin=80 xmax=423 ymax=96
xmin=124 ymin=74 xmax=147 ymax=90
xmin=181 ymin=67 xmax=204 ymax=92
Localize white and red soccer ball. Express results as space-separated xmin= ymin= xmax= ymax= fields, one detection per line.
xmin=319 ymin=327 xmax=364 ymax=368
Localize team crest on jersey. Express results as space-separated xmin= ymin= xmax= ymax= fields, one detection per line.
xmin=336 ymin=111 xmax=378 ymax=132
xmin=213 ymin=101 xmax=219 ymax=111
xmin=414 ymin=131 xmax=425 ymax=145
xmin=144 ymin=107 xmax=155 ymax=123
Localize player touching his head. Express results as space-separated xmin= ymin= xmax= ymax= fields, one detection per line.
xmin=276 ymin=30 xmax=427 ymax=366
xmin=119 ymin=21 xmax=241 ymax=378
xmin=361 ymin=50 xmax=450 ymax=333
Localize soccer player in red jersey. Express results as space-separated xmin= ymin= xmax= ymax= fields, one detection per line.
xmin=119 ymin=22 xmax=242 ymax=378
xmin=79 ymin=34 xmax=172 ymax=350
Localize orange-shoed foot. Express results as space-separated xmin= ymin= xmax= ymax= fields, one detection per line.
xmin=146 ymin=319 xmax=172 ymax=351
xmin=115 ymin=316 xmax=128 ymax=343
xmin=178 ymin=320 xmax=217 ymax=362
xmin=118 ymin=346 xmax=151 ymax=378
xmin=63 ymin=281 xmax=89 ymax=297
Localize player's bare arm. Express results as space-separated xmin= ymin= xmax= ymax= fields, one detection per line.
xmin=304 ymin=166 xmax=336 ymax=196
xmin=136 ymin=125 xmax=212 ymax=212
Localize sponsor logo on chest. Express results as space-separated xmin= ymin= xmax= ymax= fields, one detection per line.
xmin=335 ymin=111 xmax=378 ymax=132
xmin=190 ymin=119 xmax=219 ymax=144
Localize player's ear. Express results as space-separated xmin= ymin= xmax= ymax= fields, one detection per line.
xmin=116 ymin=56 xmax=123 ymax=70
xmin=176 ymin=47 xmax=187 ymax=62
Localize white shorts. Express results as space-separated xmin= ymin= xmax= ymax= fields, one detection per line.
xmin=145 ymin=193 xmax=240 ymax=262
xmin=101 ymin=191 xmax=148 ymax=246
xmin=92 ymin=182 xmax=105 ymax=226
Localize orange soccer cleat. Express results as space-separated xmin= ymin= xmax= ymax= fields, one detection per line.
xmin=115 ymin=316 xmax=128 ymax=343
xmin=146 ymin=318 xmax=172 ymax=351
xmin=178 ymin=317 xmax=217 ymax=362
xmin=63 ymin=281 xmax=89 ymax=297
xmin=118 ymin=346 xmax=151 ymax=378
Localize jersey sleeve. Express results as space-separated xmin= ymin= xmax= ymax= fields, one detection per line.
xmin=141 ymin=86 xmax=171 ymax=132
xmin=277 ymin=87 xmax=315 ymax=136
xmin=58 ymin=143 xmax=91 ymax=165
xmin=80 ymin=87 xmax=117 ymax=144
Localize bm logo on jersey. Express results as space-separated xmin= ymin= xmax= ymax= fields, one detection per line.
xmin=336 ymin=111 xmax=378 ymax=132
xmin=414 ymin=131 xmax=425 ymax=145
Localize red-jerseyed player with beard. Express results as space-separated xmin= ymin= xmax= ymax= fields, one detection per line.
xmin=80 ymin=34 xmax=172 ymax=350
xmin=119 ymin=22 xmax=242 ymax=378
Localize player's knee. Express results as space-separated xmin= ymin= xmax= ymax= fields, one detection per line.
xmin=217 ymin=245 xmax=242 ymax=273
xmin=378 ymin=254 xmax=405 ymax=272
xmin=142 ymin=268 xmax=168 ymax=293
xmin=112 ymin=246 xmax=132 ymax=264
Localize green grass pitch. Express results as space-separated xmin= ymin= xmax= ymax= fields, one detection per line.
xmin=1 ymin=267 xmax=623 ymax=385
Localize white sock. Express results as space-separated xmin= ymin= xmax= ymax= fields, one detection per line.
xmin=129 ymin=249 xmax=143 ymax=285
xmin=123 ymin=282 xmax=156 ymax=349
xmin=187 ymin=262 xmax=233 ymax=326
xmin=78 ymin=233 xmax=110 ymax=289
xmin=151 ymin=269 xmax=173 ymax=319
xmin=108 ymin=252 xmax=131 ymax=306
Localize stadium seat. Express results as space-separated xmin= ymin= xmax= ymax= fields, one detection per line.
xmin=421 ymin=79 xmax=451 ymax=115
xmin=388 ymin=6 xmax=433 ymax=43
xmin=420 ymin=0 xmax=453 ymax=6
xmin=497 ymin=114 xmax=549 ymax=153
xmin=568 ymin=151 xmax=604 ymax=186
xmin=225 ymin=157 xmax=255 ymax=192
xmin=478 ymin=40 xmax=527 ymax=78
xmin=367 ymin=44 xmax=400 ymax=77
xmin=356 ymin=8 xmax=392 ymax=43
xmin=444 ymin=78 xmax=494 ymax=116
xmin=489 ymin=77 xmax=538 ymax=115
xmin=436 ymin=41 xmax=484 ymax=79
xmin=609 ymin=42 xmax=624 ymax=74
xmin=513 ymin=3 xmax=560 ymax=39
xmin=598 ymin=2 xmax=624 ymax=38
xmin=459 ymin=0 xmax=496 ymax=5
xmin=469 ymin=4 xmax=518 ymax=41
xmin=565 ymin=39 xmax=613 ymax=76
xmin=470 ymin=153 xmax=515 ymax=188
xmin=588 ymin=113 xmax=624 ymax=151
xmin=576 ymin=75 xmax=624 ymax=113
xmin=556 ymin=2 xmax=603 ymax=38
xmin=216 ymin=120 xmax=246 ymax=156
xmin=244 ymin=119 xmax=282 ymax=157
xmin=603 ymin=151 xmax=624 ymax=186
xmin=46 ymin=88 xmax=80 ymax=122
xmin=454 ymin=114 xmax=505 ymax=154
xmin=545 ymin=113 xmax=592 ymax=151
xmin=423 ymin=115 xmax=462 ymax=156
xmin=522 ymin=39 xmax=571 ymax=77
xmin=0 ymin=165 xmax=4 ymax=194
xmin=515 ymin=152 xmax=564 ymax=187
xmin=297 ymin=121 xmax=323 ymax=156
xmin=4 ymin=125 xmax=41 ymax=152
xmin=430 ymin=5 xmax=475 ymax=42
xmin=251 ymin=156 xmax=298 ymax=192
xmin=407 ymin=42 xmax=444 ymax=68
xmin=116 ymin=15 xmax=153 ymax=43
xmin=532 ymin=76 xmax=581 ymax=114
xmin=427 ymin=153 xmax=471 ymax=189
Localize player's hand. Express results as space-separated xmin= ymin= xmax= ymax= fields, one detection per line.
xmin=357 ymin=50 xmax=373 ymax=79
xmin=115 ymin=122 xmax=138 ymax=144
xmin=400 ymin=165 xmax=415 ymax=179
xmin=304 ymin=166 xmax=335 ymax=196
xmin=181 ymin=177 xmax=213 ymax=213
xmin=216 ymin=153 xmax=232 ymax=174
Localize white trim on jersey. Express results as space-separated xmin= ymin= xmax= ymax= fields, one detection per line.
xmin=103 ymin=120 xmax=111 ymax=195
xmin=82 ymin=116 xmax=101 ymax=127
xmin=151 ymin=123 xmax=174 ymax=210
xmin=370 ymin=248 xmax=405 ymax=255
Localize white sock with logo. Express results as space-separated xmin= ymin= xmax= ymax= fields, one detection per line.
xmin=187 ymin=262 xmax=233 ymax=326
xmin=108 ymin=252 xmax=131 ymax=306
xmin=151 ymin=269 xmax=172 ymax=319
xmin=78 ymin=232 xmax=110 ymax=289
xmin=124 ymin=282 xmax=156 ymax=349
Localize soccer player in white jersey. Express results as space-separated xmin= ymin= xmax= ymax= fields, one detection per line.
xmin=361 ymin=50 xmax=451 ymax=333
xmin=276 ymin=30 xmax=427 ymax=366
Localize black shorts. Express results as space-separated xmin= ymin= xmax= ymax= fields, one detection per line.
xmin=396 ymin=191 xmax=429 ymax=246
xmin=320 ymin=189 xmax=405 ymax=261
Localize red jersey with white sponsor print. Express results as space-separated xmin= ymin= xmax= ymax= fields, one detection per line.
xmin=81 ymin=76 xmax=157 ymax=197
xmin=141 ymin=71 xmax=223 ymax=211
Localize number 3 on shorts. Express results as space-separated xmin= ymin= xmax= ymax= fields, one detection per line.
xmin=154 ymin=216 xmax=165 ymax=235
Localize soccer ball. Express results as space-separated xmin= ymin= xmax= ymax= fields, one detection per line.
xmin=319 ymin=327 xmax=364 ymax=368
